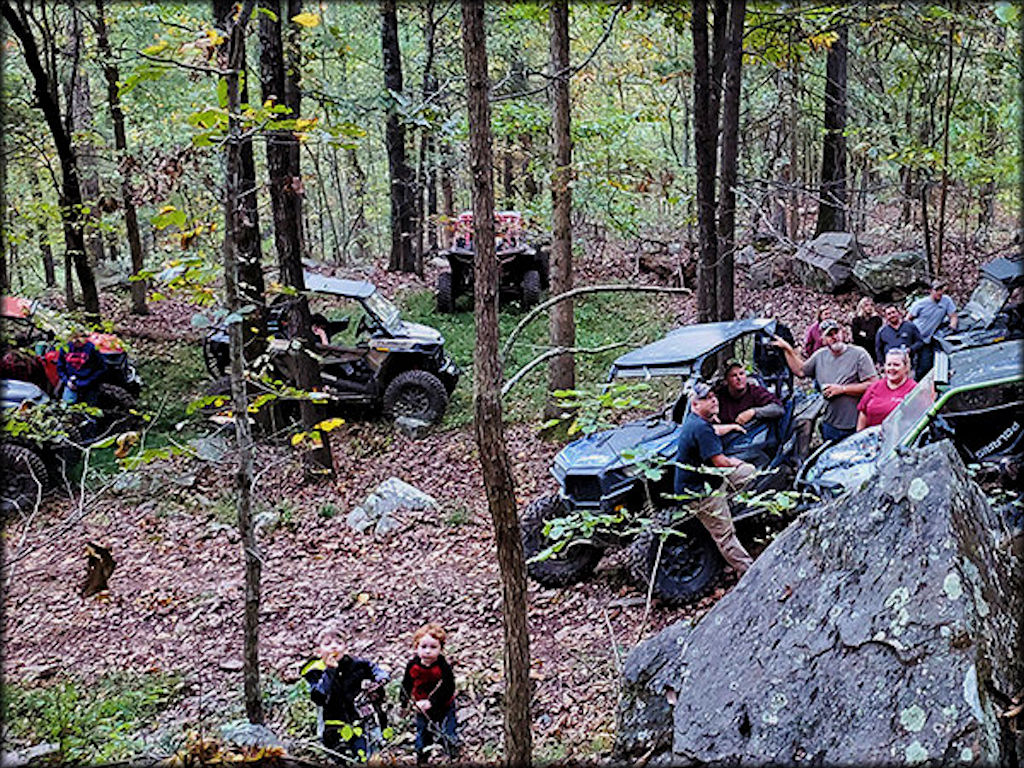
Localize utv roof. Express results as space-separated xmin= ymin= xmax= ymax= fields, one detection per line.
xmin=609 ymin=317 xmax=777 ymax=379
xmin=303 ymin=271 xmax=376 ymax=299
xmin=979 ymin=255 xmax=1024 ymax=288
xmin=944 ymin=338 xmax=1024 ymax=389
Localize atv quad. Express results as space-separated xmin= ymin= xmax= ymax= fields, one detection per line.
xmin=520 ymin=317 xmax=818 ymax=605
xmin=435 ymin=210 xmax=549 ymax=313
xmin=203 ymin=271 xmax=460 ymax=428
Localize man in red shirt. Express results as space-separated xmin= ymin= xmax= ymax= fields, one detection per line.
xmin=714 ymin=359 xmax=784 ymax=428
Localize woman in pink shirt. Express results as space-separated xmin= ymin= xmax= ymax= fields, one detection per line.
xmin=856 ymin=347 xmax=916 ymax=430
xmin=803 ymin=305 xmax=834 ymax=358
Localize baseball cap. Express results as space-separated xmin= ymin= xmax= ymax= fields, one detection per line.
xmin=689 ymin=381 xmax=715 ymax=400
xmin=930 ymin=278 xmax=946 ymax=290
xmin=722 ymin=358 xmax=745 ymax=375
xmin=820 ymin=319 xmax=840 ymax=335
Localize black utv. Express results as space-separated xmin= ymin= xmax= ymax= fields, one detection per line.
xmin=203 ymin=271 xmax=460 ymax=427
xmin=435 ymin=210 xmax=549 ymax=313
xmin=937 ymin=254 xmax=1023 ymax=352
xmin=520 ymin=318 xmax=819 ymax=605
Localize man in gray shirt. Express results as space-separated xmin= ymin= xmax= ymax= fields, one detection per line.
xmin=773 ymin=319 xmax=877 ymax=444
xmin=907 ymin=279 xmax=958 ymax=380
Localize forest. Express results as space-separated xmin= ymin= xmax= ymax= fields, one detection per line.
xmin=1 ymin=0 xmax=1020 ymax=765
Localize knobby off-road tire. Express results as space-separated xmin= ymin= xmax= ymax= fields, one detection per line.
xmin=520 ymin=494 xmax=605 ymax=587
xmin=522 ymin=269 xmax=542 ymax=309
xmin=382 ymin=370 xmax=448 ymax=426
xmin=94 ymin=383 xmax=142 ymax=439
xmin=0 ymin=443 xmax=49 ymax=516
xmin=436 ymin=272 xmax=455 ymax=314
xmin=628 ymin=507 xmax=724 ymax=606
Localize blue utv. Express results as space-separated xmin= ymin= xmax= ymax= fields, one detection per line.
xmin=519 ymin=318 xmax=819 ymax=605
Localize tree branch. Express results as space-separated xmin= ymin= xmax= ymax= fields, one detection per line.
xmin=501 ymin=340 xmax=633 ymax=398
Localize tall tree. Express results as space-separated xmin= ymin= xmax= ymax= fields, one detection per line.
xmin=382 ymin=0 xmax=416 ymax=273
xmin=258 ymin=0 xmax=334 ymax=477
xmin=1 ymin=0 xmax=101 ymax=321
xmin=93 ymin=0 xmax=148 ymax=315
xmin=546 ymin=0 xmax=575 ymax=410
xmin=814 ymin=23 xmax=848 ymax=235
xmin=715 ymin=0 xmax=746 ymax=321
xmin=461 ymin=1 xmax=531 ymax=765
xmin=220 ymin=0 xmax=264 ymax=726
xmin=215 ymin=0 xmax=266 ymax=357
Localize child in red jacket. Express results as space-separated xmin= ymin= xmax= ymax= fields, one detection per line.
xmin=400 ymin=623 xmax=458 ymax=763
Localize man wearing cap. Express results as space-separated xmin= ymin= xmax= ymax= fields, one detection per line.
xmin=673 ymin=381 xmax=756 ymax=576
xmin=772 ymin=319 xmax=877 ymax=444
xmin=907 ymin=280 xmax=958 ymax=380
xmin=713 ymin=360 xmax=784 ymax=464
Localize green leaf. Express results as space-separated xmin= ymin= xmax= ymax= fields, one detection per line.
xmin=217 ymin=77 xmax=228 ymax=109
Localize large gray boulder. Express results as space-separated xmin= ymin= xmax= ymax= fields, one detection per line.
xmin=616 ymin=441 xmax=1022 ymax=765
xmin=852 ymin=249 xmax=930 ymax=299
xmin=792 ymin=231 xmax=864 ymax=293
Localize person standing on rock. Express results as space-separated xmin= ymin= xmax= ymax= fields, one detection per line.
xmin=673 ymin=381 xmax=757 ymax=576
xmin=773 ymin=319 xmax=877 ymax=444
xmin=907 ymin=279 xmax=958 ymax=380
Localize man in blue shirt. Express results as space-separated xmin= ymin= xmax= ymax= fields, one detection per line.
xmin=674 ymin=381 xmax=757 ymax=576
xmin=875 ymin=304 xmax=924 ymax=365
xmin=907 ymin=279 xmax=958 ymax=379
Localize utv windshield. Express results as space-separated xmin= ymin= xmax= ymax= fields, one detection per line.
xmin=363 ymin=290 xmax=403 ymax=334
xmin=878 ymin=369 xmax=937 ymax=457
xmin=962 ymin=277 xmax=1009 ymax=328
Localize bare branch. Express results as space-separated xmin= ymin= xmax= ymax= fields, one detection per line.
xmin=501 ymin=340 xmax=633 ymax=398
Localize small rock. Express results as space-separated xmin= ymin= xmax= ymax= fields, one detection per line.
xmin=220 ymin=721 xmax=282 ymax=748
xmin=374 ymin=513 xmax=402 ymax=538
xmin=253 ymin=510 xmax=280 ymax=536
xmin=111 ymin=472 xmax=143 ymax=492
xmin=395 ymin=416 xmax=432 ymax=439
xmin=189 ymin=435 xmax=231 ymax=463
xmin=171 ymin=473 xmax=197 ymax=488
xmin=0 ymin=742 xmax=61 ymax=767
xmin=346 ymin=507 xmax=374 ymax=534
xmin=218 ymin=658 xmax=244 ymax=672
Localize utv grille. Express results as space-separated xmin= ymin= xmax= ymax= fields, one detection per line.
xmin=565 ymin=475 xmax=602 ymax=504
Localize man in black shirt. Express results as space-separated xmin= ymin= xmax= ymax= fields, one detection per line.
xmin=875 ymin=304 xmax=924 ymax=365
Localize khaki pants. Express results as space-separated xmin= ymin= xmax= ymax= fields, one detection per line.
xmin=695 ymin=461 xmax=756 ymax=576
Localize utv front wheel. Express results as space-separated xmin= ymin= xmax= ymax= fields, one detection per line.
xmin=522 ymin=269 xmax=542 ymax=309
xmin=628 ymin=514 xmax=724 ymax=605
xmin=521 ymin=495 xmax=604 ymax=587
xmin=383 ymin=370 xmax=449 ymax=426
xmin=0 ymin=443 xmax=49 ymax=516
xmin=436 ymin=272 xmax=454 ymax=314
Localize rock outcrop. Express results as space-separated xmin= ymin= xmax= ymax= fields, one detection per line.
xmin=792 ymin=231 xmax=864 ymax=293
xmin=852 ymin=249 xmax=930 ymax=299
xmin=616 ymin=441 xmax=1023 ymax=765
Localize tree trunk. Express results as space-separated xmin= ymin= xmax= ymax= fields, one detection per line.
xmin=715 ymin=0 xmax=745 ymax=323
xmin=215 ymin=0 xmax=266 ymax=360
xmin=546 ymin=0 xmax=575 ymax=412
xmin=221 ymin=0 xmax=264 ymax=726
xmin=94 ymin=0 xmax=148 ymax=315
xmin=382 ymin=0 xmax=415 ymax=272
xmin=32 ymin=176 xmax=57 ymax=289
xmin=691 ymin=0 xmax=718 ymax=323
xmin=2 ymin=0 xmax=99 ymax=321
xmin=815 ymin=24 xmax=847 ymax=235
xmin=461 ymin=2 xmax=531 ymax=764
xmin=258 ymin=0 xmax=333 ymax=478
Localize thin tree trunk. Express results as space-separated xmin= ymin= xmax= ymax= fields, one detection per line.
xmin=32 ymin=177 xmax=57 ymax=289
xmin=382 ymin=0 xmax=415 ymax=272
xmin=2 ymin=0 xmax=99 ymax=320
xmin=715 ymin=0 xmax=745 ymax=322
xmin=95 ymin=0 xmax=147 ymax=314
xmin=691 ymin=0 xmax=718 ymax=322
xmin=461 ymin=2 xmax=531 ymax=764
xmin=222 ymin=0 xmax=264 ymax=726
xmin=547 ymin=0 xmax=575 ymax=411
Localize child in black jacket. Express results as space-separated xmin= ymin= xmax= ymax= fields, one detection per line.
xmin=400 ymin=623 xmax=458 ymax=763
xmin=302 ymin=623 xmax=388 ymax=761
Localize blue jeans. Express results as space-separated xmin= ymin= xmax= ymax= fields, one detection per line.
xmin=415 ymin=705 xmax=458 ymax=758
xmin=820 ymin=421 xmax=854 ymax=443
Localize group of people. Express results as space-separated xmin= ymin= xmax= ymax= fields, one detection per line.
xmin=672 ymin=280 xmax=959 ymax=580
xmin=1 ymin=328 xmax=107 ymax=405
xmin=303 ymin=621 xmax=458 ymax=765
